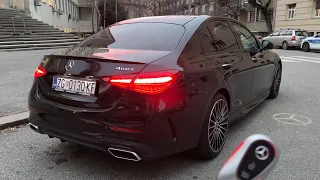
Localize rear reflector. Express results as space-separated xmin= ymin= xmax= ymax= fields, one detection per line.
xmin=34 ymin=66 xmax=47 ymax=78
xmin=108 ymin=70 xmax=181 ymax=94
xmin=109 ymin=126 xmax=142 ymax=133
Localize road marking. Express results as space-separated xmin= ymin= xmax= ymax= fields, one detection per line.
xmin=292 ymin=56 xmax=320 ymax=61
xmin=280 ymin=56 xmax=320 ymax=64
xmin=281 ymin=59 xmax=301 ymax=63
xmin=272 ymin=113 xmax=312 ymax=126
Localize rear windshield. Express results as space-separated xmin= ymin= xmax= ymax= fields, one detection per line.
xmin=76 ymin=23 xmax=185 ymax=51
xmin=295 ymin=31 xmax=309 ymax=37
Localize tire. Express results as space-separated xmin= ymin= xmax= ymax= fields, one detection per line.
xmin=194 ymin=93 xmax=229 ymax=159
xmin=302 ymin=42 xmax=310 ymax=52
xmin=282 ymin=41 xmax=289 ymax=50
xmin=268 ymin=63 xmax=282 ymax=99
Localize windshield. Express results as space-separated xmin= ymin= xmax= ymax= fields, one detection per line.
xmin=76 ymin=23 xmax=185 ymax=51
xmin=296 ymin=31 xmax=309 ymax=37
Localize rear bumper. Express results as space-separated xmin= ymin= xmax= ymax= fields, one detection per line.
xmin=28 ymin=84 xmax=204 ymax=161
xmin=28 ymin=112 xmax=156 ymax=160
xmin=288 ymin=41 xmax=301 ymax=47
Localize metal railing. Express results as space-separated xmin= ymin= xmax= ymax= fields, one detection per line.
xmin=11 ymin=15 xmax=26 ymax=34
xmin=11 ymin=11 xmax=32 ymax=35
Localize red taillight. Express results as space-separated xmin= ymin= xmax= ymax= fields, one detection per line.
xmin=108 ymin=70 xmax=181 ymax=94
xmin=258 ymin=36 xmax=262 ymax=40
xmin=34 ymin=66 xmax=47 ymax=78
xmin=291 ymin=36 xmax=296 ymax=41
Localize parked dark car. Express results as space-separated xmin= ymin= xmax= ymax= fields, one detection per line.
xmin=28 ymin=15 xmax=282 ymax=161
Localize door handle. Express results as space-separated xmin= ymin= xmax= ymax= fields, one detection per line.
xmin=222 ymin=63 xmax=232 ymax=69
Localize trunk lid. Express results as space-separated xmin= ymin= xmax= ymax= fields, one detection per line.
xmin=37 ymin=47 xmax=171 ymax=109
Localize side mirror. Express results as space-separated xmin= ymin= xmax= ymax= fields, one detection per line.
xmin=262 ymin=40 xmax=274 ymax=50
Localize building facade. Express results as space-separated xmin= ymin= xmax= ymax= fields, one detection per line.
xmin=275 ymin=0 xmax=320 ymax=36
xmin=0 ymin=0 xmax=149 ymax=33
xmin=154 ymin=0 xmax=275 ymax=36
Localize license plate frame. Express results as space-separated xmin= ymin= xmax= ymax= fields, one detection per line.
xmin=52 ymin=76 xmax=97 ymax=97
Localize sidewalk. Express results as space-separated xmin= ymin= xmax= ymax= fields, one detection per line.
xmin=0 ymin=111 xmax=29 ymax=130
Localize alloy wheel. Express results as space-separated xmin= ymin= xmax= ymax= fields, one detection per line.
xmin=208 ymin=99 xmax=229 ymax=153
xmin=283 ymin=42 xmax=288 ymax=49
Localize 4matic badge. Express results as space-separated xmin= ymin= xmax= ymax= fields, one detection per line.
xmin=116 ymin=67 xmax=135 ymax=71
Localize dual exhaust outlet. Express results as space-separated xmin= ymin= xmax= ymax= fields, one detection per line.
xmin=29 ymin=123 xmax=142 ymax=161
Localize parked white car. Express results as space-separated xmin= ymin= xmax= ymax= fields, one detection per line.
xmin=301 ymin=34 xmax=320 ymax=52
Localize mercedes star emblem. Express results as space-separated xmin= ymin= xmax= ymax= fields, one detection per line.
xmin=255 ymin=145 xmax=270 ymax=161
xmin=65 ymin=60 xmax=75 ymax=71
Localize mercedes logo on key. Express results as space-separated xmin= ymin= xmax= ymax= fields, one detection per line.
xmin=255 ymin=145 xmax=270 ymax=161
xmin=65 ymin=60 xmax=75 ymax=71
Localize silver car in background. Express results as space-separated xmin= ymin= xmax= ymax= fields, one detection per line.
xmin=263 ymin=29 xmax=309 ymax=50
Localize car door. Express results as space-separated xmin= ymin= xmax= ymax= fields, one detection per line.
xmin=314 ymin=35 xmax=320 ymax=50
xmin=308 ymin=35 xmax=320 ymax=50
xmin=265 ymin=32 xmax=277 ymax=45
xmin=205 ymin=20 xmax=253 ymax=112
xmin=279 ymin=30 xmax=287 ymax=46
xmin=230 ymin=21 xmax=275 ymax=99
xmin=271 ymin=31 xmax=281 ymax=46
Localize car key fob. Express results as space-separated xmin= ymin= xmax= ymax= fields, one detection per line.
xmin=218 ymin=134 xmax=279 ymax=180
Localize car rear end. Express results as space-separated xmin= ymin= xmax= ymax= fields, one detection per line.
xmin=28 ymin=22 xmax=191 ymax=160
xmin=290 ymin=30 xmax=309 ymax=47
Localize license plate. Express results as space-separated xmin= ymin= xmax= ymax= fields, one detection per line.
xmin=52 ymin=76 xmax=97 ymax=96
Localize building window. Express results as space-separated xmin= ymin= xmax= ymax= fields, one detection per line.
xmin=249 ymin=11 xmax=259 ymax=22
xmin=315 ymin=8 xmax=320 ymax=17
xmin=259 ymin=10 xmax=265 ymax=21
xmin=287 ymin=4 xmax=296 ymax=19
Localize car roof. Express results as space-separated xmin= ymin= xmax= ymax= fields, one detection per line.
xmin=115 ymin=15 xmax=213 ymax=26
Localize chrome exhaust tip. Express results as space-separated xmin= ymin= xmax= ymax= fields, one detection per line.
xmin=29 ymin=123 xmax=40 ymax=133
xmin=108 ymin=148 xmax=141 ymax=161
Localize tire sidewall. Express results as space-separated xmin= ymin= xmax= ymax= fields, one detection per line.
xmin=196 ymin=93 xmax=229 ymax=158
xmin=302 ymin=42 xmax=310 ymax=52
xmin=282 ymin=41 xmax=289 ymax=50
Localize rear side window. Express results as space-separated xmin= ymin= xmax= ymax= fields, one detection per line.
xmin=295 ymin=31 xmax=309 ymax=37
xmin=200 ymin=27 xmax=218 ymax=53
xmin=207 ymin=21 xmax=239 ymax=52
xmin=286 ymin=31 xmax=293 ymax=36
xmin=76 ymin=23 xmax=185 ymax=51
xmin=271 ymin=32 xmax=279 ymax=36
xmin=280 ymin=31 xmax=287 ymax=36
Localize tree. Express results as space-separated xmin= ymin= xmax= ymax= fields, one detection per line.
xmin=214 ymin=0 xmax=244 ymax=19
xmin=248 ymin=0 xmax=273 ymax=34
xmin=97 ymin=0 xmax=129 ymax=27
xmin=143 ymin=0 xmax=188 ymax=16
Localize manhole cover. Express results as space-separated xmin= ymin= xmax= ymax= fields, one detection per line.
xmin=272 ymin=113 xmax=311 ymax=126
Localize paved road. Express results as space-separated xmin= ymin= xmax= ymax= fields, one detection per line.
xmin=0 ymin=49 xmax=65 ymax=117
xmin=1 ymin=49 xmax=320 ymax=179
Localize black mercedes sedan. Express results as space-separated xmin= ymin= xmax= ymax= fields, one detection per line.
xmin=28 ymin=15 xmax=282 ymax=161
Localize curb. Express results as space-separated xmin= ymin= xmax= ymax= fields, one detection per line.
xmin=0 ymin=112 xmax=29 ymax=130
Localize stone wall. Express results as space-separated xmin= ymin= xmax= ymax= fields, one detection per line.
xmin=0 ymin=0 xmax=29 ymax=11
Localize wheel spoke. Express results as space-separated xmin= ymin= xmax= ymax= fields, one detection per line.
xmin=208 ymin=99 xmax=229 ymax=152
xmin=219 ymin=124 xmax=227 ymax=131
xmin=220 ymin=121 xmax=228 ymax=126
xmin=209 ymin=129 xmax=214 ymax=139
xmin=218 ymin=128 xmax=227 ymax=139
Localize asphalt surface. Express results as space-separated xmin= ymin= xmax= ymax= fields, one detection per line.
xmin=1 ymin=48 xmax=320 ymax=179
xmin=0 ymin=49 xmax=65 ymax=117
